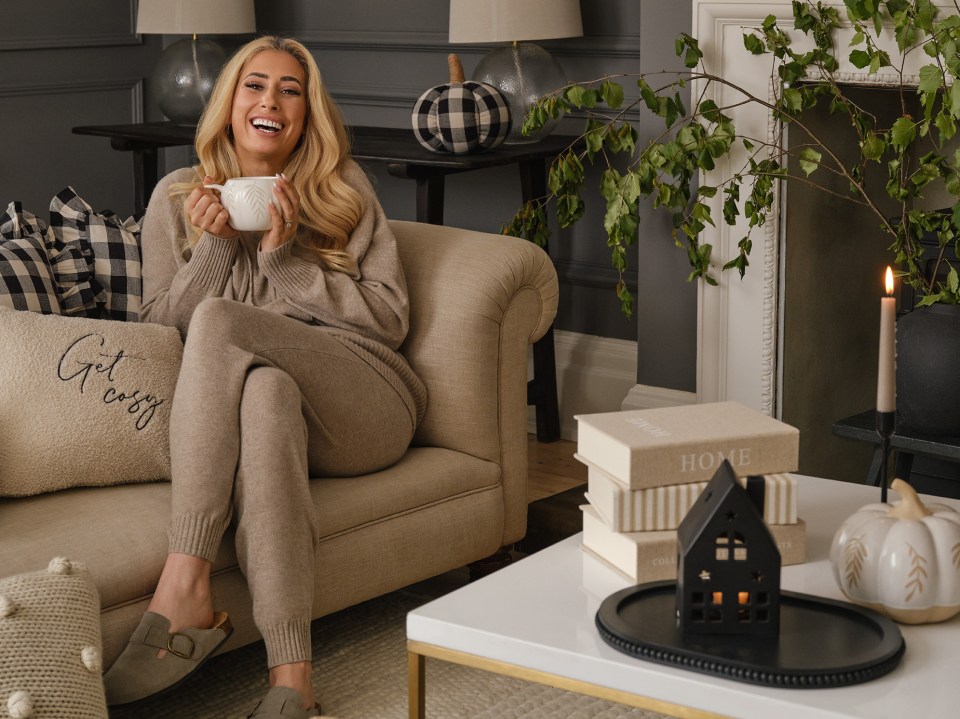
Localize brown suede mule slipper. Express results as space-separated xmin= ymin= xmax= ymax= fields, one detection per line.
xmin=102 ymin=610 xmax=233 ymax=706
xmin=247 ymin=686 xmax=330 ymax=719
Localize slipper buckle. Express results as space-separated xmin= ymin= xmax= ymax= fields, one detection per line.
xmin=166 ymin=631 xmax=196 ymax=659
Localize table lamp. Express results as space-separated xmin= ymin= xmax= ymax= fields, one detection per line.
xmin=137 ymin=0 xmax=256 ymax=125
xmin=449 ymin=0 xmax=583 ymax=144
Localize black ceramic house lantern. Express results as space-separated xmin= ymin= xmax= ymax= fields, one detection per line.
xmin=676 ymin=460 xmax=781 ymax=637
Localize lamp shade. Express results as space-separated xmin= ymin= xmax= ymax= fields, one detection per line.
xmin=136 ymin=0 xmax=256 ymax=35
xmin=449 ymin=0 xmax=583 ymax=43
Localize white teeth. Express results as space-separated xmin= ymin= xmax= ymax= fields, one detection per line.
xmin=252 ymin=118 xmax=282 ymax=132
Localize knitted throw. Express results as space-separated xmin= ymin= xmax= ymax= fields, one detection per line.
xmin=0 ymin=559 xmax=106 ymax=718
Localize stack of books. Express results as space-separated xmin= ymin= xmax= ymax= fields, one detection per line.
xmin=575 ymin=401 xmax=806 ymax=583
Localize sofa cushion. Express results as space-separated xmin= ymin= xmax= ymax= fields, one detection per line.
xmin=0 ymin=203 xmax=61 ymax=314
xmin=0 ymin=308 xmax=182 ymax=497
xmin=49 ymin=187 xmax=141 ymax=322
xmin=311 ymin=446 xmax=501 ymax=538
xmin=0 ymin=558 xmax=107 ymax=718
xmin=0 ymin=448 xmax=499 ymax=612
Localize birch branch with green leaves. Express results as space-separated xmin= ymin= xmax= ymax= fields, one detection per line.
xmin=503 ymin=0 xmax=960 ymax=317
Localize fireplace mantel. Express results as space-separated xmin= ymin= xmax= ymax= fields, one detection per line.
xmin=689 ymin=0 xmax=944 ymax=416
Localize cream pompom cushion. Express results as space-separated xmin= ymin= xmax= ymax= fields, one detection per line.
xmin=0 ymin=558 xmax=106 ymax=718
xmin=0 ymin=307 xmax=182 ymax=496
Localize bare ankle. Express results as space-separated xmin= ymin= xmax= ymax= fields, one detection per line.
xmin=148 ymin=553 xmax=214 ymax=630
xmin=269 ymin=661 xmax=314 ymax=709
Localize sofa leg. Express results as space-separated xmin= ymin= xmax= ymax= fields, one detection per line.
xmin=468 ymin=545 xmax=514 ymax=581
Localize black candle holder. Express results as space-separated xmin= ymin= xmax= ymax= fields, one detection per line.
xmin=876 ymin=410 xmax=895 ymax=503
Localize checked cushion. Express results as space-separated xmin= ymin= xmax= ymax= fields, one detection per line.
xmin=0 ymin=203 xmax=61 ymax=314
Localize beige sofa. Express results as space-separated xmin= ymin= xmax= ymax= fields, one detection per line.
xmin=0 ymin=219 xmax=559 ymax=665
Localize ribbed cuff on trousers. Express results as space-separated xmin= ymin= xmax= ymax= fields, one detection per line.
xmin=168 ymin=513 xmax=230 ymax=562
xmin=262 ymin=619 xmax=313 ymax=668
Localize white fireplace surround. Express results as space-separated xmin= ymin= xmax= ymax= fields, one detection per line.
xmin=667 ymin=0 xmax=941 ymax=417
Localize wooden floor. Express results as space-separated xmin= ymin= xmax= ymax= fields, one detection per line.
xmin=526 ymin=435 xmax=586 ymax=503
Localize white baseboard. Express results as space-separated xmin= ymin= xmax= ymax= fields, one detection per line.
xmin=621 ymin=384 xmax=698 ymax=411
xmin=527 ymin=330 xmax=638 ymax=442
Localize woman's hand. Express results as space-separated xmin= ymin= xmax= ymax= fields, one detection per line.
xmin=186 ymin=177 xmax=239 ymax=240
xmin=260 ymin=173 xmax=300 ymax=253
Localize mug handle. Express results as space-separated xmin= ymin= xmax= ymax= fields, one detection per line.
xmin=203 ymin=183 xmax=226 ymax=192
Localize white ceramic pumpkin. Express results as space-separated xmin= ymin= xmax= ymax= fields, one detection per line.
xmin=830 ymin=479 xmax=960 ymax=624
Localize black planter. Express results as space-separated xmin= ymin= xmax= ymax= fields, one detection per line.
xmin=896 ymin=303 xmax=960 ymax=436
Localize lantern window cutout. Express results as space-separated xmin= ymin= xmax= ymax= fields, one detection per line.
xmin=676 ymin=460 xmax=782 ymax=637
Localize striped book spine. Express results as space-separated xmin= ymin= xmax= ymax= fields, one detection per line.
xmin=581 ymin=452 xmax=798 ymax=531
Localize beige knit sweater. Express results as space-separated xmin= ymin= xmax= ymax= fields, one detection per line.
xmin=139 ymin=160 xmax=426 ymax=423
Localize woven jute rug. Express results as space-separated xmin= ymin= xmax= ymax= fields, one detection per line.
xmin=108 ymin=576 xmax=667 ymax=719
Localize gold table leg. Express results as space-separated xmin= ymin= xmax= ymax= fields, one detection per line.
xmin=408 ymin=649 xmax=425 ymax=719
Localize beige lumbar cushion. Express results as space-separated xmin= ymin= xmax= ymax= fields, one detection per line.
xmin=0 ymin=558 xmax=106 ymax=718
xmin=0 ymin=307 xmax=182 ymax=496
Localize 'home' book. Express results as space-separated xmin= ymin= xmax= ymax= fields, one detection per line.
xmin=581 ymin=503 xmax=806 ymax=584
xmin=574 ymin=401 xmax=799 ymax=490
xmin=579 ymin=455 xmax=799 ymax=532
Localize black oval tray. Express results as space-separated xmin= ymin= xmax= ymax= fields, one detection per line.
xmin=596 ymin=581 xmax=905 ymax=688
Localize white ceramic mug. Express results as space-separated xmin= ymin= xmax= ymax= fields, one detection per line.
xmin=203 ymin=176 xmax=277 ymax=231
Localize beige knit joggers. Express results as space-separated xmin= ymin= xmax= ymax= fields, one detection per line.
xmin=165 ymin=297 xmax=417 ymax=668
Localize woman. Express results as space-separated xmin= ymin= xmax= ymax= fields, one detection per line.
xmin=102 ymin=36 xmax=426 ymax=719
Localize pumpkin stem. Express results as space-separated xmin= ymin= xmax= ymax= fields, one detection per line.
xmin=448 ymin=53 xmax=465 ymax=84
xmin=887 ymin=478 xmax=932 ymax=520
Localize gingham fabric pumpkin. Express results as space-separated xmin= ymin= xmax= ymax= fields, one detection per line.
xmin=412 ymin=54 xmax=511 ymax=154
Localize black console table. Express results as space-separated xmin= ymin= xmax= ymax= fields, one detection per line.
xmin=832 ymin=410 xmax=960 ymax=496
xmin=72 ymin=122 xmax=577 ymax=442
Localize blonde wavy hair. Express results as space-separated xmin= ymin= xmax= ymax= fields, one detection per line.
xmin=174 ymin=36 xmax=363 ymax=273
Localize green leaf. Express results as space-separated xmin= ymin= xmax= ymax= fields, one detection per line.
xmin=637 ymin=78 xmax=660 ymax=113
xmin=798 ymin=147 xmax=822 ymax=175
xmin=936 ymin=111 xmax=957 ymax=141
xmin=744 ymin=33 xmax=765 ymax=54
xmin=564 ymin=85 xmax=598 ymax=109
xmin=918 ymin=64 xmax=943 ymax=93
xmin=891 ymin=117 xmax=918 ymax=149
xmin=949 ymin=266 xmax=960 ymax=294
xmin=861 ymin=133 xmax=885 ymax=161
xmin=916 ymin=293 xmax=943 ymax=307
xmin=782 ymin=87 xmax=803 ymax=113
xmin=849 ymin=49 xmax=872 ymax=68
xmin=950 ymin=81 xmax=960 ymax=117
xmin=600 ymin=81 xmax=625 ymax=109
xmin=698 ymin=99 xmax=721 ymax=123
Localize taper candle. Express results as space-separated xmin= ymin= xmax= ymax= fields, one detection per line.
xmin=877 ymin=266 xmax=896 ymax=413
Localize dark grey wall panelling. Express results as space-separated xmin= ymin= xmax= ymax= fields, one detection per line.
xmin=636 ymin=1 xmax=697 ymax=392
xmin=257 ymin=0 xmax=644 ymax=342
xmin=0 ymin=0 xmax=162 ymax=218
xmin=0 ymin=1 xmax=700 ymax=382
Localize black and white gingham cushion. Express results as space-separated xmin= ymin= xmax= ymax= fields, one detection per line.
xmin=413 ymin=81 xmax=511 ymax=154
xmin=49 ymin=188 xmax=141 ymax=322
xmin=0 ymin=203 xmax=61 ymax=314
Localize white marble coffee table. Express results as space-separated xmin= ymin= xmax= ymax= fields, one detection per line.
xmin=406 ymin=476 xmax=960 ymax=719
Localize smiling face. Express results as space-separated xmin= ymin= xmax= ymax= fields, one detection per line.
xmin=229 ymin=50 xmax=308 ymax=176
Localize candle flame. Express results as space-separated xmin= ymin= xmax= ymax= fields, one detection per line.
xmin=885 ymin=266 xmax=894 ymax=296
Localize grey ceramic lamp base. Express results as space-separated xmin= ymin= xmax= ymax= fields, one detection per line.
xmin=154 ymin=36 xmax=227 ymax=126
xmin=473 ymin=43 xmax=567 ymax=144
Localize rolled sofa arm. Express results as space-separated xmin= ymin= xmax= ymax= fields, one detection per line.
xmin=391 ymin=220 xmax=558 ymax=544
